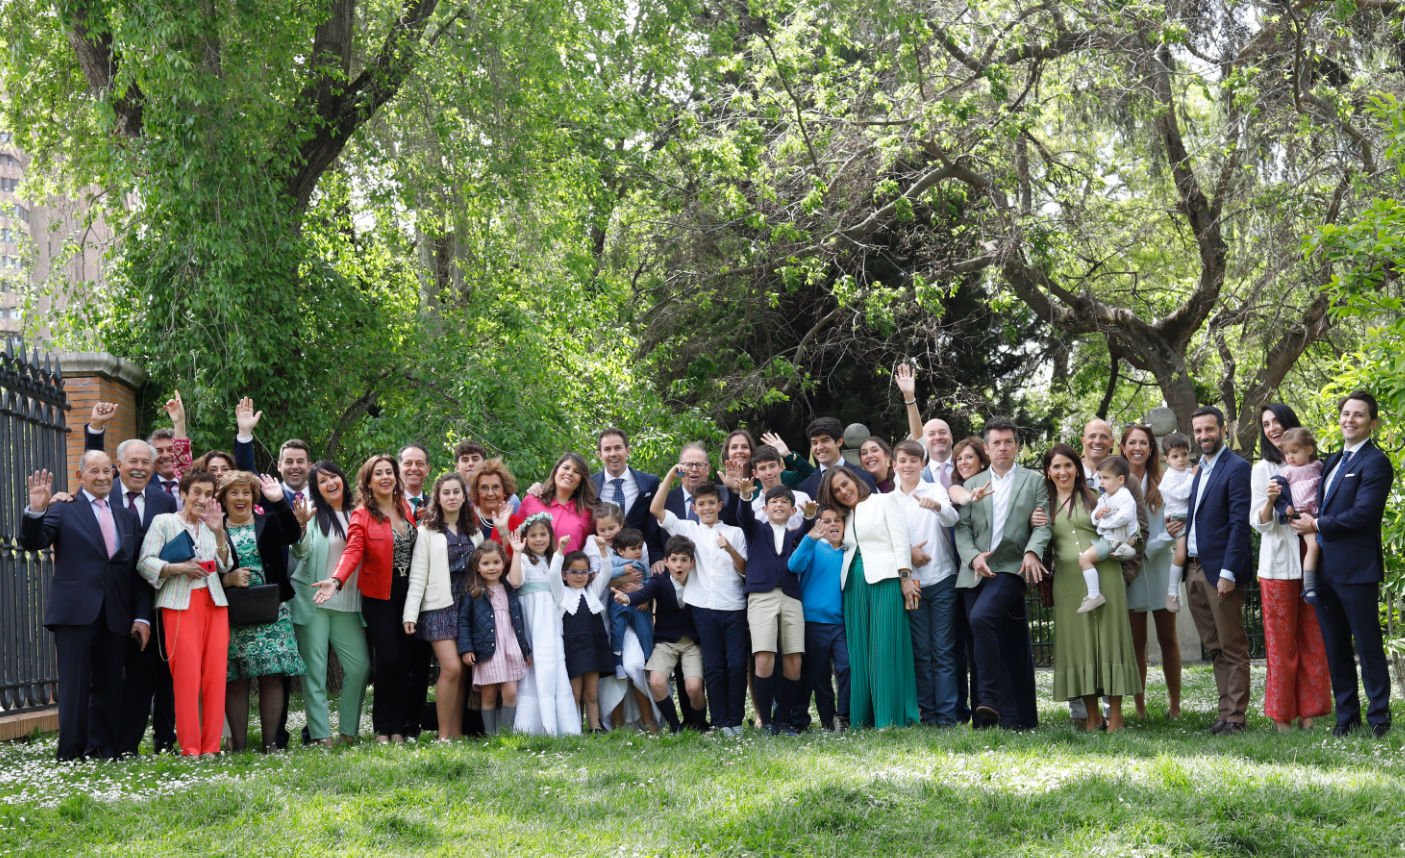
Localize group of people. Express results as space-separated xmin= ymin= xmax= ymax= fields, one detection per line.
xmin=19 ymin=369 xmax=1394 ymax=760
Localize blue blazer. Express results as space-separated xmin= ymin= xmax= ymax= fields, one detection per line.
xmin=1316 ymin=440 xmax=1393 ymax=585
xmin=591 ymin=467 xmax=662 ymax=555
xmin=19 ymin=493 xmax=150 ymax=633
xmin=457 ymin=585 xmax=532 ymax=661
xmin=1184 ymin=447 xmax=1253 ymax=586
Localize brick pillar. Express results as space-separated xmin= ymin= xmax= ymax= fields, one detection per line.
xmin=57 ymin=351 xmax=148 ymax=475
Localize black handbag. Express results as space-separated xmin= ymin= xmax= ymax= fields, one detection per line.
xmin=225 ymin=583 xmax=280 ymax=625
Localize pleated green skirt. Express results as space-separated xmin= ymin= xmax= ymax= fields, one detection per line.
xmin=843 ymin=551 xmax=920 ymax=728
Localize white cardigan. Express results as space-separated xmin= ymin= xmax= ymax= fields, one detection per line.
xmin=1250 ymin=459 xmax=1303 ymax=581
xmin=839 ymin=492 xmax=913 ymax=588
xmin=403 ymin=525 xmax=483 ymax=623
xmin=138 ymin=512 xmax=233 ymax=610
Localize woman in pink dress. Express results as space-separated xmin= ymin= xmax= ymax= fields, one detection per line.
xmin=518 ymin=452 xmax=597 ymax=552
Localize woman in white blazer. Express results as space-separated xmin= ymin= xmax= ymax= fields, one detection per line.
xmin=404 ymin=473 xmax=483 ymax=739
xmin=819 ymin=466 xmax=919 ymax=728
xmin=138 ymin=471 xmax=232 ymax=756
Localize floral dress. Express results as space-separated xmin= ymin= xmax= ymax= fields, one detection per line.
xmin=227 ymin=520 xmax=307 ymax=681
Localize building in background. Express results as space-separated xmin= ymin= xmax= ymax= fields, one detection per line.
xmin=0 ymin=130 xmax=113 ymax=342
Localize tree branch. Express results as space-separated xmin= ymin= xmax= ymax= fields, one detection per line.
xmin=285 ymin=0 xmax=443 ymax=214
xmin=63 ymin=3 xmax=143 ymax=136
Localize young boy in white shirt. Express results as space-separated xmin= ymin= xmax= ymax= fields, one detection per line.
xmin=1077 ymin=455 xmax=1139 ymax=613
xmin=651 ymin=466 xmax=749 ymax=736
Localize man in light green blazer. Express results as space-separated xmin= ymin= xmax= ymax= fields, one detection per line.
xmin=955 ymin=417 xmax=1051 ymax=729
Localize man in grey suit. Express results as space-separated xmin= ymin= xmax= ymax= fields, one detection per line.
xmin=955 ymin=418 xmax=1052 ymax=729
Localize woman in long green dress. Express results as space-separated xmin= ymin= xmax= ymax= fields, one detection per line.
xmin=1041 ymin=445 xmax=1142 ymax=731
xmin=219 ymin=471 xmax=307 ymax=752
xmin=819 ymin=467 xmax=919 ymax=728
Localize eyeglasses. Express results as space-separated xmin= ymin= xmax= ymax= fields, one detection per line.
xmin=678 ymin=462 xmax=708 ymax=470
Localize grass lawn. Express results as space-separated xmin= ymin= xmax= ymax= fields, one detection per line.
xmin=2 ymin=664 xmax=1402 ymax=856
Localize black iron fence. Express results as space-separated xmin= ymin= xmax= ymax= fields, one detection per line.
xmin=0 ymin=339 xmax=67 ymax=714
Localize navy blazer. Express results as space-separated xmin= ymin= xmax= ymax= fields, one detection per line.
xmin=795 ymin=463 xmax=879 ymax=501
xmin=19 ymin=493 xmax=150 ymax=633
xmin=735 ymin=496 xmax=809 ymax=598
xmin=1184 ymin=447 xmax=1253 ymax=586
xmin=1316 ymin=440 xmax=1393 ymax=585
xmin=626 ymin=571 xmax=696 ymax=644
xmin=591 ymin=467 xmax=663 ymax=556
xmin=457 ymin=585 xmax=532 ymax=660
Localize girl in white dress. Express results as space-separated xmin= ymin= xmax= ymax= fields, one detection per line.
xmin=507 ymin=514 xmax=580 ymax=735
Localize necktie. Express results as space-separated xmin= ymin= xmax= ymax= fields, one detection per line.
xmin=939 ymin=462 xmax=952 ymax=490
xmin=686 ymin=496 xmax=698 ymax=523
xmin=411 ymin=496 xmax=423 ymax=512
xmin=610 ymin=478 xmax=625 ymax=510
xmin=293 ymin=491 xmax=305 ymax=505
xmin=93 ymin=497 xmax=119 ymax=557
xmin=162 ymin=480 xmax=177 ymax=495
xmin=1326 ymin=450 xmax=1354 ymax=502
xmin=126 ymin=490 xmax=140 ymax=514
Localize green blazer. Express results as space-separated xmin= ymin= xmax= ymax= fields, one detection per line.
xmin=954 ymin=465 xmax=1052 ymax=589
xmin=289 ymin=515 xmax=365 ymax=626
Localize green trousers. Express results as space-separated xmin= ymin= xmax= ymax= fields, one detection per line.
xmin=843 ymin=553 xmax=919 ymax=729
xmin=294 ymin=608 xmax=370 ymax=741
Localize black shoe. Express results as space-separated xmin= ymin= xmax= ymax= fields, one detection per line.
xmin=972 ymin=706 xmax=999 ymax=730
xmin=1207 ymin=719 xmax=1228 ymax=735
xmin=1332 ymin=721 xmax=1361 ymax=737
xmin=1372 ymin=722 xmax=1391 ymax=738
xmin=1216 ymin=721 xmax=1246 ymax=735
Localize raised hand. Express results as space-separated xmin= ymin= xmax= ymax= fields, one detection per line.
xmin=716 ymin=467 xmax=740 ymax=493
xmin=27 ymin=469 xmax=53 ymax=512
xmin=163 ymin=390 xmax=187 ymax=436
xmin=808 ymin=518 xmax=827 ymax=540
xmin=258 ymin=473 xmax=284 ymax=503
xmin=508 ymin=528 xmax=526 ymax=555
xmin=558 ymin=535 xmax=571 ymax=552
xmin=293 ymin=495 xmax=315 ymax=526
xmin=594 ymin=535 xmax=609 ymax=555
xmin=760 ymin=431 xmax=790 ymax=458
xmin=801 ymin=500 xmax=818 ymax=519
xmin=200 ymin=503 xmax=225 ymax=534
xmin=738 ymin=476 xmax=755 ymax=499
xmin=895 ymin=363 xmax=917 ymax=399
xmin=917 ymin=495 xmax=943 ymax=512
xmin=89 ymin=401 xmax=119 ymax=431
xmin=236 ymin=397 xmax=262 ymax=437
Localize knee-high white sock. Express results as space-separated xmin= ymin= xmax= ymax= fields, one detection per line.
xmin=1081 ymin=566 xmax=1101 ymax=599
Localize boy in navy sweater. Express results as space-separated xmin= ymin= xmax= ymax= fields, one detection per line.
xmin=736 ymin=481 xmax=816 ymax=734
xmin=614 ymin=535 xmax=703 ymax=733
xmin=788 ymin=505 xmax=850 ymax=731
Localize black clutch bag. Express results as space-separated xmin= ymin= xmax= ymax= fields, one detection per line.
xmin=225 ymin=583 xmax=280 ymax=625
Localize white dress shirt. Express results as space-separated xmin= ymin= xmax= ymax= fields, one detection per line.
xmin=600 ymin=468 xmax=640 ymax=516
xmin=661 ymin=511 xmax=747 ymax=611
xmin=987 ymin=467 xmax=1017 ymax=553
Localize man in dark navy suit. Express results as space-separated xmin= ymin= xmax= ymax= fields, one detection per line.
xmin=1293 ymin=390 xmax=1394 ymax=737
xmin=1173 ymin=405 xmax=1253 ymax=735
xmin=20 ymin=453 xmax=150 ymax=760
xmin=795 ymin=417 xmax=879 ymax=499
xmin=591 ymin=428 xmax=662 ymax=558
xmin=84 ymin=402 xmax=178 ymax=755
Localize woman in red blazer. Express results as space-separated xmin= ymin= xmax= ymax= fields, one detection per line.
xmin=315 ymin=454 xmax=417 ymax=742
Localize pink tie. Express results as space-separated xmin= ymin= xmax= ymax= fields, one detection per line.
xmin=93 ymin=498 xmax=119 ymax=558
xmin=939 ymin=463 xmax=952 ymax=490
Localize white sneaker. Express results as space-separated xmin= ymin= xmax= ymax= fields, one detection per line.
xmin=1165 ymin=594 xmax=1180 ymax=613
xmin=1077 ymin=593 xmax=1106 ymax=614
xmin=1110 ymin=541 xmax=1137 ymax=559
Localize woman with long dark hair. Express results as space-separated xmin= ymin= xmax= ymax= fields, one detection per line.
xmin=518 ymin=452 xmax=597 ymax=551
xmin=1252 ymin=404 xmax=1331 ymax=731
xmin=1042 ymin=444 xmax=1141 ymax=731
xmin=290 ymin=460 xmax=369 ymax=744
xmin=313 ymin=454 xmax=417 ymax=742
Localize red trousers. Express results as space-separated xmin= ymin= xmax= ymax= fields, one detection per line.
xmin=1261 ymin=578 xmax=1331 ymax=723
xmin=163 ymin=589 xmax=229 ymax=755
